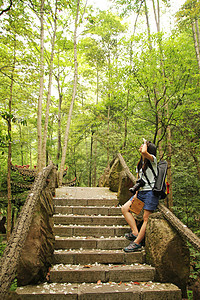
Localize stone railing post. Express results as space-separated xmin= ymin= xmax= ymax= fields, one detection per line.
xmin=99 ymin=154 xmax=135 ymax=205
xmin=145 ymin=212 xmax=190 ymax=298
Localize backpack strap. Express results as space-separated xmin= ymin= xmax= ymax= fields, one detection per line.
xmin=143 ymin=171 xmax=152 ymax=188
xmin=142 ymin=161 xmax=156 ymax=189
xmin=148 ymin=161 xmax=157 ymax=178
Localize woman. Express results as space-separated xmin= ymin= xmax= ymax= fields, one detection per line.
xmin=121 ymin=139 xmax=159 ymax=252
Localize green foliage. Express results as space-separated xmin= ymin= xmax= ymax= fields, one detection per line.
xmin=10 ymin=279 xmax=17 ymax=291
xmin=187 ymin=289 xmax=193 ymax=300
xmin=113 ymin=0 xmax=144 ymax=17
xmin=190 ymin=246 xmax=200 ymax=280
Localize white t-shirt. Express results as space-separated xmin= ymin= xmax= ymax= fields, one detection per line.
xmin=136 ymin=155 xmax=158 ymax=191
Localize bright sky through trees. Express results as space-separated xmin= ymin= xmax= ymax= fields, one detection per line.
xmin=89 ymin=0 xmax=186 ymax=33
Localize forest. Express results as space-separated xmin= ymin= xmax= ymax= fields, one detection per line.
xmin=0 ymin=0 xmax=200 ymax=280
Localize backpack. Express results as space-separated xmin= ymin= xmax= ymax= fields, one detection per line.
xmin=144 ymin=160 xmax=168 ymax=199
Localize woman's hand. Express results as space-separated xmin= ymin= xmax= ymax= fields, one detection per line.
xmin=143 ymin=138 xmax=147 ymax=144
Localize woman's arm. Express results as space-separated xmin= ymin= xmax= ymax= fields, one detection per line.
xmin=140 ymin=139 xmax=154 ymax=162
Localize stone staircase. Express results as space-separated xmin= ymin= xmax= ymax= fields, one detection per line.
xmin=16 ymin=187 xmax=182 ymax=299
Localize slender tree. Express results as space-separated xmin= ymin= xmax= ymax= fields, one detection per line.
xmin=37 ymin=0 xmax=45 ymax=171
xmin=58 ymin=0 xmax=80 ymax=185
xmin=55 ymin=69 xmax=63 ymax=164
xmin=42 ymin=0 xmax=58 ymax=167
xmin=6 ymin=35 xmax=16 ymax=240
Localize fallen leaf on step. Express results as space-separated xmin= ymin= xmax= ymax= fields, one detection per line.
xmin=118 ymin=281 xmax=122 ymax=285
xmin=97 ymin=280 xmax=102 ymax=285
xmin=83 ymin=265 xmax=92 ymax=268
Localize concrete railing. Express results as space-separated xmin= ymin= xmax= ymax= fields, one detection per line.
xmin=0 ymin=162 xmax=57 ymax=299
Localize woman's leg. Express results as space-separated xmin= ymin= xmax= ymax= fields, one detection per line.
xmin=134 ymin=209 xmax=152 ymax=245
xmin=121 ymin=200 xmax=139 ymax=236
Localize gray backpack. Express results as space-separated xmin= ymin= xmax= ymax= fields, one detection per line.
xmin=144 ymin=160 xmax=168 ymax=199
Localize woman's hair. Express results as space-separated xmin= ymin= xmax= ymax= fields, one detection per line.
xmin=137 ymin=141 xmax=157 ymax=173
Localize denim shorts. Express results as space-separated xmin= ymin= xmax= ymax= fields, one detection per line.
xmin=130 ymin=190 xmax=159 ymax=211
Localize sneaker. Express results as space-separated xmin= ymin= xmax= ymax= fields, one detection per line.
xmin=123 ymin=242 xmax=142 ymax=253
xmin=124 ymin=231 xmax=137 ymax=241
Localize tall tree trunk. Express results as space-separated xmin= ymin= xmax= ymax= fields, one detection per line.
xmin=92 ymin=67 xmax=99 ymax=186
xmin=145 ymin=0 xmax=162 ymax=156
xmin=192 ymin=20 xmax=200 ymax=70
xmin=93 ymin=136 xmax=97 ymax=186
xmin=152 ymin=0 xmax=160 ymax=32
xmin=144 ymin=0 xmax=152 ymax=49
xmin=89 ymin=130 xmax=94 ymax=187
xmin=122 ymin=89 xmax=129 ymax=150
xmin=42 ymin=1 xmax=57 ymax=167
xmin=19 ymin=125 xmax=23 ymax=165
xmin=7 ymin=37 xmax=16 ymax=241
xmin=58 ymin=0 xmax=80 ymax=185
xmin=57 ymin=91 xmax=62 ymax=162
xmin=29 ymin=143 xmax=32 ymax=169
xmin=151 ymin=0 xmax=163 ymax=158
xmin=107 ymin=105 xmax=110 ymax=165
xmin=7 ymin=111 xmax=12 ymax=241
xmin=37 ymin=0 xmax=45 ymax=171
xmin=107 ymin=51 xmax=111 ymax=166
xmin=96 ymin=68 xmax=99 ymax=104
xmin=85 ymin=133 xmax=89 ymax=187
xmin=166 ymin=105 xmax=173 ymax=209
xmin=196 ymin=18 xmax=200 ymax=52
xmin=154 ymin=0 xmax=173 ymax=205
xmin=55 ymin=57 xmax=63 ymax=164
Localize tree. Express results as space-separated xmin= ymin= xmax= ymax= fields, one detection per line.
xmin=58 ymin=0 xmax=80 ymax=185
xmin=41 ymin=0 xmax=58 ymax=168
xmin=0 ymin=0 xmax=38 ymax=236
xmin=87 ymin=11 xmax=126 ymax=164
xmin=176 ymin=0 xmax=200 ymax=71
xmin=0 ymin=0 xmax=13 ymax=16
xmin=37 ymin=0 xmax=45 ymax=171
xmin=6 ymin=36 xmax=16 ymax=240
xmin=79 ymin=37 xmax=106 ymax=185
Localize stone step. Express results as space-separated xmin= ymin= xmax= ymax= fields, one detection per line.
xmin=54 ymin=198 xmax=118 ymax=207
xmin=54 ymin=205 xmax=122 ymax=216
xmin=50 ymin=263 xmax=155 ymax=284
xmin=55 ymin=236 xmax=130 ymax=250
xmin=15 ymin=186 xmax=182 ymax=299
xmin=53 ymin=215 xmax=127 ymax=226
xmin=54 ymin=249 xmax=145 ymax=265
xmin=54 ymin=225 xmax=129 ymax=238
xmin=15 ymin=281 xmax=182 ymax=300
